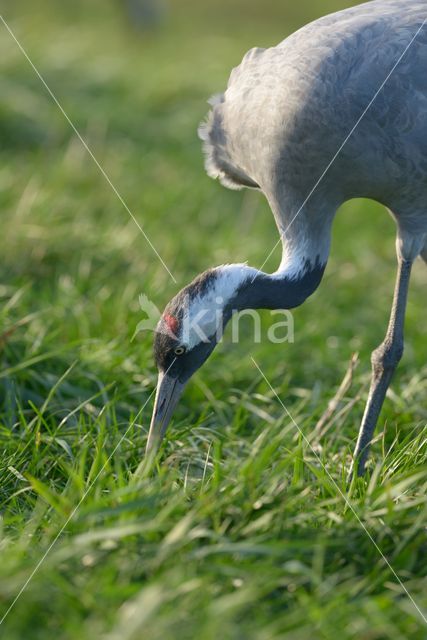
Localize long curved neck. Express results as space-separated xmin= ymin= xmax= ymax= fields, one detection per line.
xmin=237 ymin=261 xmax=325 ymax=311
xmin=227 ymin=190 xmax=335 ymax=312
xmin=227 ymin=258 xmax=326 ymax=313
xmin=180 ymin=257 xmax=327 ymax=347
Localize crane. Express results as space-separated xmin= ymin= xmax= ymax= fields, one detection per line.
xmin=146 ymin=0 xmax=427 ymax=476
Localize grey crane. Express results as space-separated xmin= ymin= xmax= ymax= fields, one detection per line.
xmin=146 ymin=0 xmax=427 ymax=476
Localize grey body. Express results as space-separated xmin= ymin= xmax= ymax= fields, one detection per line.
xmin=148 ymin=0 xmax=427 ymax=474
xmin=201 ymin=0 xmax=427 ymax=265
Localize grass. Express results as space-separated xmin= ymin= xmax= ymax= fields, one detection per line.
xmin=0 ymin=0 xmax=426 ymax=638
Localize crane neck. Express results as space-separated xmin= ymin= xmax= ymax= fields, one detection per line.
xmin=226 ymin=258 xmax=326 ymax=313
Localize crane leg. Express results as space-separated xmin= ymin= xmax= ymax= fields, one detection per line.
xmin=350 ymin=257 xmax=413 ymax=477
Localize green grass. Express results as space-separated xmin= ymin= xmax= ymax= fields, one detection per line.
xmin=0 ymin=1 xmax=426 ymax=638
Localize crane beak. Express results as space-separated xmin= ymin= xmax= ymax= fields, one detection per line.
xmin=145 ymin=372 xmax=186 ymax=456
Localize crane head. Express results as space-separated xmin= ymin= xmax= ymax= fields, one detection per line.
xmin=146 ymin=264 xmax=250 ymax=455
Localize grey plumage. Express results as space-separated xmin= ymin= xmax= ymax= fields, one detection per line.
xmin=200 ymin=0 xmax=427 ymax=264
xmin=148 ymin=0 xmax=427 ymax=473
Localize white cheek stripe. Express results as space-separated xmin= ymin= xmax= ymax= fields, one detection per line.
xmin=179 ymin=255 xmax=316 ymax=350
xmin=180 ymin=264 xmax=249 ymax=349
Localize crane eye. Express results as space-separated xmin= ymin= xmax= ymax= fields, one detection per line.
xmin=174 ymin=345 xmax=186 ymax=356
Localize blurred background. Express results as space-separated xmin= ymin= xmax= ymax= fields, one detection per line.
xmin=0 ymin=2 xmax=426 ymax=638
xmin=0 ymin=0 xmax=424 ymax=412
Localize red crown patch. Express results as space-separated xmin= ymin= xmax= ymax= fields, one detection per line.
xmin=163 ymin=313 xmax=179 ymax=337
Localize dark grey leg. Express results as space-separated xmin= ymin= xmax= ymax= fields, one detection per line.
xmin=350 ymin=258 xmax=413 ymax=477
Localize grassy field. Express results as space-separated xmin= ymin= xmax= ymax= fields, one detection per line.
xmin=0 ymin=1 xmax=426 ymax=638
